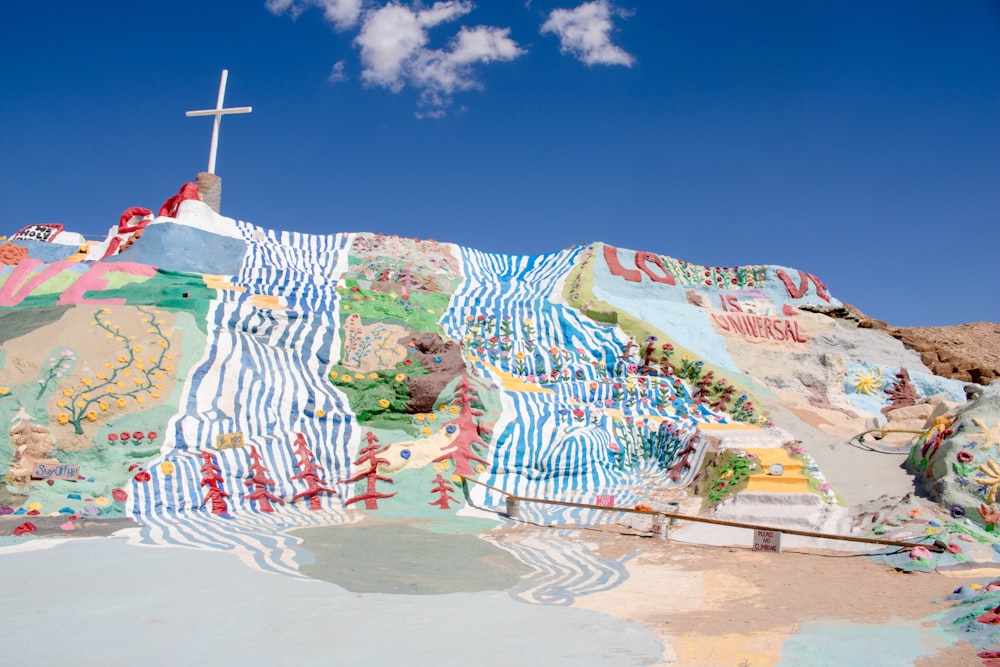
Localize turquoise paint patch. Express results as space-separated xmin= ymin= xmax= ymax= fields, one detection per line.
xmin=777 ymin=620 xmax=942 ymax=666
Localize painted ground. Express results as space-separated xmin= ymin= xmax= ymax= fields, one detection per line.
xmin=2 ymin=180 xmax=1000 ymax=665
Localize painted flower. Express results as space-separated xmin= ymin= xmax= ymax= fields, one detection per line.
xmin=160 ymin=462 xmax=175 ymax=475
xmin=341 ymin=375 xmax=353 ymax=383
xmin=134 ymin=471 xmax=151 ymax=483
xmin=421 ymin=426 xmax=431 ymax=435
xmin=415 ymin=414 xmax=425 ymax=422
xmin=588 ymin=381 xmax=598 ymax=391
xmin=147 ymin=431 xmax=157 ymax=440
xmin=572 ymin=408 xmax=585 ymax=419
xmin=368 ymin=372 xmax=379 ymax=380
xmin=116 ymin=399 xmax=127 ymax=408
xmin=120 ymin=432 xmax=130 ymax=441
xmin=86 ymin=411 xmax=97 ymax=422
xmin=909 ymin=546 xmax=931 ymax=560
xmin=426 ymin=413 xmax=436 ymax=422
xmin=957 ymin=451 xmax=974 ymax=463
xmin=946 ymin=542 xmax=963 ymax=555
xmin=107 ymin=433 xmax=118 ymax=441
xmin=378 ymin=399 xmax=391 ymax=409
xmin=315 ymin=409 xmax=326 ymax=419
xmin=56 ymin=414 xmax=69 ymax=425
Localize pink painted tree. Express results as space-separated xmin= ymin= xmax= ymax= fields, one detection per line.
xmin=290 ymin=432 xmax=337 ymax=510
xmin=245 ymin=445 xmax=284 ymax=513
xmin=343 ymin=431 xmax=397 ymax=510
xmin=433 ymin=376 xmax=492 ymax=477
xmin=428 ymin=473 xmax=458 ymax=509
xmin=198 ymin=451 xmax=229 ymax=515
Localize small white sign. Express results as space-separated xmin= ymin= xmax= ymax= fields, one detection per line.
xmin=753 ymin=528 xmax=781 ymax=553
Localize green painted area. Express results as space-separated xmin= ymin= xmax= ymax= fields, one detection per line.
xmin=0 ymin=306 xmax=73 ymax=345
xmin=338 ymin=281 xmax=450 ymax=331
xmin=294 ymin=522 xmax=532 ymax=594
xmin=329 ymin=364 xmax=426 ymax=429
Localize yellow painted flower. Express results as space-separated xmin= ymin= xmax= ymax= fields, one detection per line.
xmin=147 ymin=356 xmax=156 ymax=363
xmin=315 ymin=409 xmax=326 ymax=418
xmin=117 ymin=356 xmax=127 ymax=363
xmin=105 ymin=332 xmax=114 ymax=338
xmin=341 ymin=375 xmax=353 ymax=383
xmin=105 ymin=363 xmax=114 ymax=370
xmin=81 ymin=378 xmax=92 ymax=386
xmin=135 ymin=396 xmax=145 ymax=404
xmin=105 ymin=387 xmax=115 ymax=394
xmin=147 ymin=328 xmax=155 ymax=333
xmin=56 ymin=399 xmax=66 ymax=408
xmin=150 ymin=391 xmax=160 ymax=399
xmin=122 ymin=369 xmax=132 ymax=376
xmin=99 ymin=401 xmax=108 ymax=411
xmin=160 ymin=461 xmax=176 ymax=475
xmin=56 ymin=414 xmax=69 ymax=425
xmin=165 ymin=354 xmax=173 ymax=360
xmin=164 ymin=333 xmax=172 ymax=338
xmin=158 ymin=340 xmax=168 ymax=348
xmin=451 ymin=473 xmax=463 ymax=483
xmin=395 ymin=373 xmax=406 ymax=382
xmin=86 ymin=411 xmax=97 ymax=422
xmin=475 ymin=464 xmax=486 ymax=474
xmin=378 ymin=399 xmax=391 ymax=408
xmin=438 ymin=403 xmax=447 ymax=411
xmin=330 ymin=371 xmax=339 ymax=380
xmin=62 ymin=389 xmax=73 ymax=397
xmin=95 ymin=496 xmax=110 ymax=507
xmin=426 ymin=413 xmax=436 ymax=422
xmin=96 ymin=373 xmax=107 ymax=380
xmin=136 ymin=363 xmax=146 ymax=371
xmin=368 ymin=372 xmax=378 ymax=380
xmin=354 ymin=373 xmax=365 ymax=380
xmin=515 ymin=351 xmax=525 ymax=361
xmin=523 ymin=318 xmax=533 ymax=325
xmin=465 ymin=333 xmax=474 ymax=342
xmin=27 ymin=502 xmax=41 ymax=511
xmin=155 ymin=384 xmax=163 ymax=390
xmin=75 ymin=400 xmax=85 ymax=408
xmin=154 ymin=371 xmax=164 ymax=378
xmin=116 ymin=381 xmax=125 ymax=388
xmin=133 ymin=378 xmax=144 ymax=385
xmin=449 ymin=405 xmax=459 ymax=415
xmin=415 ymin=413 xmax=425 ymax=422
xmin=81 ymin=393 xmax=90 ymax=399
xmin=133 ymin=345 xmax=142 ymax=353
xmin=116 ymin=399 xmax=127 ymax=408
xmin=421 ymin=426 xmax=431 ymax=435
xmin=164 ymin=365 xmax=174 ymax=372
xmin=0 ymin=386 xmax=8 ymax=395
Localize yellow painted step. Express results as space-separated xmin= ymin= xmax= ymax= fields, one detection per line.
xmin=742 ymin=447 xmax=812 ymax=494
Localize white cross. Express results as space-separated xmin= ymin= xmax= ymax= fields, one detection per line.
xmin=185 ymin=69 xmax=252 ymax=174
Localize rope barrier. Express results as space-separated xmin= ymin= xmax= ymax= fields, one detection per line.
xmin=457 ymin=474 xmax=943 ymax=553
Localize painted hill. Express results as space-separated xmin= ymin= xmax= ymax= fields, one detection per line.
xmin=2 ymin=179 xmax=1000 ymax=598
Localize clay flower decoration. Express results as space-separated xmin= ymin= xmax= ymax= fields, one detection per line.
xmin=909 ymin=546 xmax=932 ymax=561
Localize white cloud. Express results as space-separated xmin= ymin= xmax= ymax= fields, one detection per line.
xmin=328 ymin=60 xmax=348 ymax=82
xmin=355 ymin=2 xmax=524 ymax=115
xmin=541 ymin=0 xmax=635 ymax=66
xmin=266 ymin=0 xmax=362 ymax=31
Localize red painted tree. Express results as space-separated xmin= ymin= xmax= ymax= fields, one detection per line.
xmin=343 ymin=431 xmax=397 ymax=510
xmin=881 ymin=368 xmax=919 ymax=416
xmin=290 ymin=432 xmax=337 ymax=510
xmin=429 ymin=473 xmax=459 ymax=509
xmin=245 ymin=445 xmax=284 ymax=513
xmin=433 ymin=376 xmax=492 ymax=477
xmin=198 ymin=451 xmax=229 ymax=515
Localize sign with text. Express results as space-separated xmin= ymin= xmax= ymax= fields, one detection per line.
xmin=215 ymin=432 xmax=245 ymax=450
xmin=12 ymin=223 xmax=63 ymax=243
xmin=595 ymin=494 xmax=616 ymax=507
xmin=753 ymin=529 xmax=781 ymax=553
xmin=33 ymin=463 xmax=80 ymax=481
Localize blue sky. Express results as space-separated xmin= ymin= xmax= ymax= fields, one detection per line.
xmin=1 ymin=1 xmax=997 ymax=326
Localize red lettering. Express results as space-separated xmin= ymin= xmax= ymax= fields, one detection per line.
xmin=727 ymin=315 xmax=746 ymax=335
xmin=603 ymin=244 xmax=642 ymax=282
xmin=763 ymin=318 xmax=774 ymax=339
xmin=634 ymin=252 xmax=675 ymax=285
xmin=776 ymin=269 xmax=831 ymax=303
